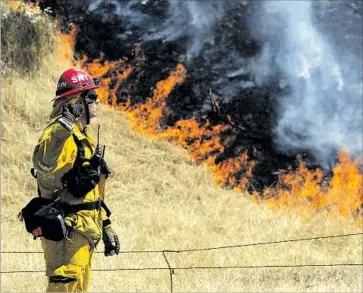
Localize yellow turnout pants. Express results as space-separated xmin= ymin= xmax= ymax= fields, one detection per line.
xmin=41 ymin=232 xmax=94 ymax=292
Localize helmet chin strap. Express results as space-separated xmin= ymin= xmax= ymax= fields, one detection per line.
xmin=80 ymin=92 xmax=91 ymax=125
xmin=85 ymin=101 xmax=91 ymax=125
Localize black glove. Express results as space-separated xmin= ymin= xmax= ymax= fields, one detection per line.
xmin=100 ymin=159 xmax=112 ymax=178
xmin=90 ymin=145 xmax=103 ymax=169
xmin=59 ymin=104 xmax=85 ymax=132
xmin=103 ymin=226 xmax=120 ymax=256
xmin=62 ymin=103 xmax=84 ymax=123
xmin=91 ymin=157 xmax=111 ymax=178
xmin=61 ymin=165 xmax=100 ymax=198
xmin=90 ymin=146 xmax=112 ymax=178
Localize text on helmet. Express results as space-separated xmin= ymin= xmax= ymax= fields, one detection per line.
xmin=71 ymin=74 xmax=91 ymax=83
xmin=57 ymin=82 xmax=67 ymax=89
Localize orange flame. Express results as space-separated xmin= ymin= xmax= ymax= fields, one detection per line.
xmin=207 ymin=152 xmax=256 ymax=191
xmin=261 ymin=150 xmax=362 ymax=222
xmin=327 ymin=151 xmax=362 ymax=218
xmin=161 ymin=119 xmax=228 ymax=159
xmin=10 ymin=1 xmax=22 ymax=10
xmin=57 ymin=25 xmax=77 ymax=63
xmin=119 ymin=64 xmax=186 ymax=135
xmin=10 ymin=0 xmax=39 ymax=10
xmin=80 ymin=55 xmax=132 ymax=105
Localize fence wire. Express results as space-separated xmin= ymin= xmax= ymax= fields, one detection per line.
xmin=2 ymin=263 xmax=362 ymax=274
xmin=2 ymin=232 xmax=362 ymax=254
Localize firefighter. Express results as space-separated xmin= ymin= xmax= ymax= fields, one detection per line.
xmin=31 ymin=68 xmax=120 ymax=292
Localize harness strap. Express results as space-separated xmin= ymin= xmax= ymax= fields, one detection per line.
xmin=30 ymin=168 xmax=37 ymax=178
xmin=61 ymin=199 xmax=102 ymax=215
xmin=71 ymin=134 xmax=86 ymax=166
xmin=101 ymin=200 xmax=112 ymax=217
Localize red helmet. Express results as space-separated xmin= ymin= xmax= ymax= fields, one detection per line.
xmin=55 ymin=68 xmax=99 ymax=100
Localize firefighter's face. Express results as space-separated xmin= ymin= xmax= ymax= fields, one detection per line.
xmin=85 ymin=89 xmax=99 ymax=119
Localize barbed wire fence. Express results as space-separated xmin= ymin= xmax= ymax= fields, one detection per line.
xmin=2 ymin=232 xmax=363 ymax=292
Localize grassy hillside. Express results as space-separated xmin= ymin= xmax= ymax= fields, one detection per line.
xmin=1 ymin=5 xmax=362 ymax=293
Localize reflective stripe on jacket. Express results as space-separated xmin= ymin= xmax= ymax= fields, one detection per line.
xmin=33 ymin=119 xmax=109 ymax=245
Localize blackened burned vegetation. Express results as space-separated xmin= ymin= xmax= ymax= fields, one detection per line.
xmin=38 ymin=0 xmax=319 ymax=193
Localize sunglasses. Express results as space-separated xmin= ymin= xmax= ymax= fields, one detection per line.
xmin=85 ymin=93 xmax=99 ymax=105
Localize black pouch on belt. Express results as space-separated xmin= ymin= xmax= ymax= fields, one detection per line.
xmin=19 ymin=197 xmax=67 ymax=242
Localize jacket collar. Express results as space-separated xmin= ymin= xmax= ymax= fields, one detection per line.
xmin=72 ymin=124 xmax=95 ymax=149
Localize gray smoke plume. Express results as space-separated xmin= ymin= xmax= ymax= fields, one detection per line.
xmin=249 ymin=0 xmax=363 ymax=167
xmin=88 ymin=0 xmax=153 ymax=26
xmin=87 ymin=0 xmax=225 ymax=61
xmin=145 ymin=0 xmax=224 ymax=61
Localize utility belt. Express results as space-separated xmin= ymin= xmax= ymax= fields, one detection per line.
xmin=19 ymin=197 xmax=110 ymax=242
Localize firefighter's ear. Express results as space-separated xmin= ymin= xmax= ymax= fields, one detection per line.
xmin=93 ymin=78 xmax=100 ymax=86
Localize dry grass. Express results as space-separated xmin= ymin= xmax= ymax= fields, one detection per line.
xmin=1 ymin=25 xmax=362 ymax=293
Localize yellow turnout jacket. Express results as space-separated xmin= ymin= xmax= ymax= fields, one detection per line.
xmin=33 ymin=118 xmax=109 ymax=246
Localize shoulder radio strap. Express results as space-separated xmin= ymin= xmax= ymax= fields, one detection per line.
xmin=72 ymin=134 xmax=86 ymax=166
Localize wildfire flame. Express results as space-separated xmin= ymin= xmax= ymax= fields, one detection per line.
xmin=261 ymin=151 xmax=362 ymax=221
xmin=9 ymin=1 xmax=21 ymax=10
xmin=57 ymin=24 xmax=363 ymax=225
xmin=57 ymin=25 xmax=77 ymax=63
xmin=207 ymin=152 xmax=256 ymax=191
xmin=119 ymin=64 xmax=186 ymax=135
xmin=9 ymin=0 xmax=38 ymax=10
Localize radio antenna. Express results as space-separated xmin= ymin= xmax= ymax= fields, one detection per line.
xmin=97 ymin=124 xmax=100 ymax=146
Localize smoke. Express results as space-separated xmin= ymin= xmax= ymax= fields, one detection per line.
xmin=249 ymin=0 xmax=363 ymax=167
xmin=87 ymin=0 xmax=154 ymax=28
xmin=145 ymin=0 xmax=224 ymax=61
xmin=87 ymin=0 xmax=225 ymax=61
